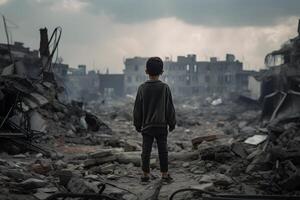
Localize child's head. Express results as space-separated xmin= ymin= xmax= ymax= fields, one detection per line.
xmin=146 ymin=57 xmax=163 ymax=76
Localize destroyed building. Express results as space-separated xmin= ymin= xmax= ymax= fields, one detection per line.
xmin=65 ymin=66 xmax=101 ymax=101
xmin=0 ymin=41 xmax=42 ymax=79
xmin=124 ymin=54 xmax=255 ymax=96
xmin=65 ymin=65 xmax=125 ymax=100
xmin=0 ymin=41 xmax=39 ymax=60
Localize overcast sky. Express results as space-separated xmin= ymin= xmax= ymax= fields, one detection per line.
xmin=0 ymin=0 xmax=299 ymax=73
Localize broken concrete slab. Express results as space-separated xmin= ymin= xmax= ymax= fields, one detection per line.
xmin=190 ymin=183 xmax=214 ymax=190
xmin=18 ymin=178 xmax=47 ymax=190
xmin=197 ymin=173 xmax=233 ymax=186
xmin=29 ymin=111 xmax=47 ymax=133
xmin=231 ymin=142 xmax=248 ymax=158
xmin=124 ymin=139 xmax=142 ymax=152
xmin=89 ymin=149 xmax=113 ymax=159
xmin=244 ymin=135 xmax=268 ymax=145
xmin=83 ymin=155 xmax=117 ymax=168
xmin=1 ymin=64 xmax=14 ymax=76
xmin=29 ymin=93 xmax=49 ymax=106
xmin=192 ymin=135 xmax=218 ymax=148
xmin=67 ymin=176 xmax=100 ymax=194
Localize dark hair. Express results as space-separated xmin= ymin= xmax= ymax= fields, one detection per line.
xmin=146 ymin=57 xmax=163 ymax=76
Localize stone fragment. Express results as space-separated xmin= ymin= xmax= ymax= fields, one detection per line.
xmin=231 ymin=142 xmax=248 ymax=158
xmin=30 ymin=162 xmax=51 ymax=175
xmin=191 ymin=183 xmax=214 ymax=190
xmin=182 ymin=162 xmax=190 ymax=168
xmin=124 ymin=140 xmax=141 ymax=152
xmin=84 ymin=155 xmax=117 ymax=168
xmin=192 ymin=135 xmax=217 ymax=148
xmin=89 ymin=149 xmax=113 ymax=158
xmin=19 ymin=178 xmax=47 ymax=190
xmin=198 ymin=173 xmax=233 ymax=186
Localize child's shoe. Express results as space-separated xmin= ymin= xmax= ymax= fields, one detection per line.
xmin=161 ymin=174 xmax=174 ymax=184
xmin=140 ymin=175 xmax=150 ymax=184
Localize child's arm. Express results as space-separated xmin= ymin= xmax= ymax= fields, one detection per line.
xmin=166 ymin=86 xmax=176 ymax=132
xmin=133 ymin=86 xmax=143 ymax=132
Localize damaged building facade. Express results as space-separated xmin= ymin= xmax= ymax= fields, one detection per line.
xmin=65 ymin=66 xmax=125 ymax=101
xmin=124 ymin=54 xmax=255 ymax=96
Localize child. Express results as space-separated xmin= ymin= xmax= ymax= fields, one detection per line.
xmin=133 ymin=57 xmax=176 ymax=183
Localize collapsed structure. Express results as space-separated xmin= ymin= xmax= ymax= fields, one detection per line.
xmin=0 ymin=26 xmax=111 ymax=156
xmin=255 ymin=19 xmax=300 ymax=190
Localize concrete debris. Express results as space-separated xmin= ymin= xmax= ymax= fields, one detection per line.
xmin=244 ymin=135 xmax=268 ymax=145
xmin=18 ymin=178 xmax=48 ymax=190
xmin=1 ymin=64 xmax=14 ymax=76
xmin=191 ymin=134 xmax=218 ymax=148
xmin=197 ymin=173 xmax=233 ymax=186
xmin=190 ymin=183 xmax=214 ymax=190
xmin=28 ymin=111 xmax=47 ymax=133
xmin=211 ymin=98 xmax=223 ymax=106
xmin=231 ymin=142 xmax=248 ymax=158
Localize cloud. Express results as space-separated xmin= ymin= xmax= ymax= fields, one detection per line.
xmin=0 ymin=0 xmax=8 ymax=6
xmin=87 ymin=0 xmax=300 ymax=27
xmin=50 ymin=0 xmax=88 ymax=13
xmin=78 ymin=16 xmax=298 ymax=72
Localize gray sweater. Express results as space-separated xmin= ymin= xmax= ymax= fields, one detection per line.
xmin=133 ymin=80 xmax=176 ymax=132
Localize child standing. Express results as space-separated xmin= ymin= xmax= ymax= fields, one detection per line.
xmin=133 ymin=57 xmax=176 ymax=183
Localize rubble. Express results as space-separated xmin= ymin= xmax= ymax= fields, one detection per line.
xmin=244 ymin=135 xmax=268 ymax=145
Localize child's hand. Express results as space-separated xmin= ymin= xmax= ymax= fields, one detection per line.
xmin=135 ymin=127 xmax=142 ymax=132
xmin=169 ymin=125 xmax=175 ymax=132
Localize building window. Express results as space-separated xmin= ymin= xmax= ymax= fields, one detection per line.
xmin=194 ymin=65 xmax=197 ymax=72
xmin=186 ymin=64 xmax=190 ymax=71
xmin=134 ymin=65 xmax=138 ymax=71
xmin=186 ymin=76 xmax=190 ymax=85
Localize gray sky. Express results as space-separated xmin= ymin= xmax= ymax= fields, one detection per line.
xmin=0 ymin=0 xmax=299 ymax=73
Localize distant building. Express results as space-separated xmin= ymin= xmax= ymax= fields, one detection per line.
xmin=66 ymin=66 xmax=100 ymax=101
xmin=53 ymin=63 xmax=69 ymax=78
xmin=123 ymin=57 xmax=148 ymax=94
xmin=0 ymin=42 xmax=39 ymax=60
xmin=68 ymin=65 xmax=87 ymax=76
xmin=124 ymin=54 xmax=255 ymax=96
xmin=99 ymin=74 xmax=125 ymax=97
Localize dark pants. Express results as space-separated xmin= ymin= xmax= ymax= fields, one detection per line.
xmin=141 ymin=127 xmax=168 ymax=173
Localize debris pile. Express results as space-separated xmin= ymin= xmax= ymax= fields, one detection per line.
xmin=175 ymin=19 xmax=300 ymax=196
xmin=0 ymin=27 xmax=112 ymax=156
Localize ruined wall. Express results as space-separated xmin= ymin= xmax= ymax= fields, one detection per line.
xmin=99 ymin=74 xmax=125 ymax=97
xmin=66 ymin=73 xmax=100 ymax=102
xmin=123 ymin=57 xmax=148 ymax=95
